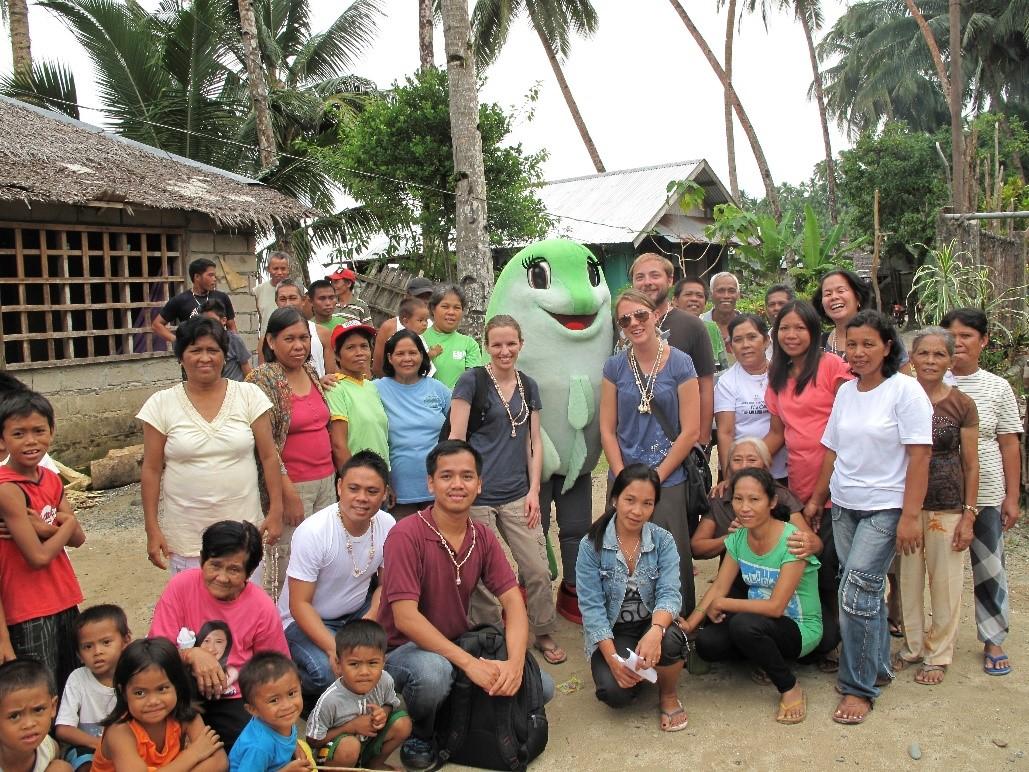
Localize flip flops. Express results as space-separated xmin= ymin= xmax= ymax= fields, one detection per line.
xmin=914 ymin=664 xmax=946 ymax=685
xmin=776 ymin=692 xmax=807 ymax=725
xmin=984 ymin=653 xmax=1012 ymax=676
xmin=532 ymin=639 xmax=567 ymax=665
xmin=832 ymin=696 xmax=873 ymax=725
xmin=659 ymin=700 xmax=689 ymax=732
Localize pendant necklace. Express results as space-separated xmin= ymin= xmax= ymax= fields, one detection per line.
xmin=485 ymin=363 xmax=529 ymax=438
xmin=417 ymin=511 xmax=476 ymax=585
xmin=340 ymin=507 xmax=377 ymax=578
xmin=628 ymin=338 xmax=665 ymax=413
xmin=615 ymin=526 xmax=642 ymax=572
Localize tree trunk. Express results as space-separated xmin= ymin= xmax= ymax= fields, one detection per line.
xmin=668 ymin=0 xmax=780 ymax=219
xmin=799 ymin=6 xmax=837 ymax=223
xmin=532 ymin=22 xmax=605 ymax=173
xmin=419 ymin=0 xmax=434 ymax=70
xmin=8 ymin=0 xmax=32 ymax=74
xmin=723 ymin=0 xmax=740 ymax=202
xmin=905 ymin=0 xmax=951 ymax=102
xmin=949 ymin=0 xmax=964 ymax=212
xmin=440 ymin=0 xmax=493 ymax=333
xmin=237 ymin=0 xmax=277 ymax=171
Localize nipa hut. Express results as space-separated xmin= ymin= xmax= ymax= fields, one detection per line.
xmin=0 ymin=96 xmax=312 ymax=466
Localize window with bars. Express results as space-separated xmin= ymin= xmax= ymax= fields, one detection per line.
xmin=0 ymin=222 xmax=184 ymax=370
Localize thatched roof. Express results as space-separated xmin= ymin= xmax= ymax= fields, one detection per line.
xmin=0 ymin=96 xmax=313 ymax=231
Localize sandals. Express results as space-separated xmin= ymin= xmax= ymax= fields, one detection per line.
xmin=659 ymin=700 xmax=689 ymax=732
xmin=892 ymin=653 xmax=920 ymax=672
xmin=832 ymin=695 xmax=873 ymax=725
xmin=914 ymin=664 xmax=946 ymax=685
xmin=750 ymin=668 xmax=772 ymax=686
xmin=984 ymin=652 xmax=1012 ymax=676
xmin=776 ymin=692 xmax=806 ymax=725
xmin=532 ymin=638 xmax=567 ymax=665
xmin=888 ymin=619 xmax=904 ymax=638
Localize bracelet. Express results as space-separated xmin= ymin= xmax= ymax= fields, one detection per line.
xmin=962 ymin=504 xmax=979 ymax=516
xmin=651 ymin=622 xmax=667 ymax=635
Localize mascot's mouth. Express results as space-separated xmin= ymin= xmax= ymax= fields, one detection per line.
xmin=547 ymin=312 xmax=597 ymax=331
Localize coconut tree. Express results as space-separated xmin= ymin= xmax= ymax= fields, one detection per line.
xmin=441 ymin=0 xmax=493 ymax=327
xmin=720 ymin=0 xmax=740 ymax=201
xmin=667 ymin=0 xmax=781 ymax=218
xmin=419 ymin=0 xmax=433 ymax=69
xmin=473 ymin=0 xmax=606 ymax=173
xmin=2 ymin=0 xmax=33 ymax=72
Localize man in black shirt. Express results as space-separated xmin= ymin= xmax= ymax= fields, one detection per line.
xmin=629 ymin=253 xmax=716 ymax=446
xmin=153 ymin=258 xmax=237 ymax=343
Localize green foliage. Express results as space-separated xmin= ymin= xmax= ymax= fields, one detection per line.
xmin=0 ymin=59 xmax=79 ymax=118
xmin=317 ymin=67 xmax=551 ymax=279
xmin=667 ymin=179 xmax=706 ymax=214
xmin=705 ymin=202 xmax=861 ymax=296
xmin=836 ymin=122 xmax=949 ymax=264
xmin=909 ymin=241 xmax=1029 ymax=371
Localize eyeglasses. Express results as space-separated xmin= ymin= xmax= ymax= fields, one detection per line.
xmin=616 ymin=309 xmax=651 ymax=329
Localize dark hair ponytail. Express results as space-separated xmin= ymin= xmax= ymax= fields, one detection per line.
xmin=587 ymin=464 xmax=661 ymax=552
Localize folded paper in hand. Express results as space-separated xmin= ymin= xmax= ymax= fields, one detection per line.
xmin=615 ymin=649 xmax=657 ymax=683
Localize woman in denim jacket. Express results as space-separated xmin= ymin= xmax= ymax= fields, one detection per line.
xmin=576 ymin=464 xmax=690 ymax=731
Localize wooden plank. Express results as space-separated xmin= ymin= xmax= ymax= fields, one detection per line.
xmin=2 ymin=350 xmax=175 ymax=371
xmin=38 ymin=225 xmax=55 ymax=362
xmin=0 ymin=219 xmax=185 ymax=236
xmin=0 ymin=276 xmax=170 ymax=285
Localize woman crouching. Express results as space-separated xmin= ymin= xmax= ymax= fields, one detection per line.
xmin=682 ymin=468 xmax=822 ymax=724
xmin=576 ymin=464 xmax=689 ymax=731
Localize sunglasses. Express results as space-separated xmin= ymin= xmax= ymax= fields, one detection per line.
xmin=616 ymin=309 xmax=651 ymax=329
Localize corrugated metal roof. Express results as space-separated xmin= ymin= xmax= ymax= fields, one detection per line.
xmin=538 ymin=160 xmax=707 ymax=245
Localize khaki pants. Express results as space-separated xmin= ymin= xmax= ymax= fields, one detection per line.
xmin=468 ymin=497 xmax=557 ymax=637
xmin=262 ymin=473 xmax=336 ymax=600
xmin=898 ymin=510 xmax=965 ymax=666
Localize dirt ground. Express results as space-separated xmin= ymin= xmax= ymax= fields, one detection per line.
xmin=68 ymin=480 xmax=1029 ymax=771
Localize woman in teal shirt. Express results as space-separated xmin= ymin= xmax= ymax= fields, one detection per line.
xmin=681 ymin=467 xmax=821 ymax=725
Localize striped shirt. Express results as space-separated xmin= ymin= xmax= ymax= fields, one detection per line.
xmin=951 ymin=368 xmax=1022 ymax=507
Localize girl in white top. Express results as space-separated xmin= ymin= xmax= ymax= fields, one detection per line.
xmin=138 ymin=317 xmax=284 ymax=574
xmin=714 ymin=314 xmax=787 ymax=480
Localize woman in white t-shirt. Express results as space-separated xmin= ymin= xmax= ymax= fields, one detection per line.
xmin=805 ymin=310 xmax=932 ymax=725
xmin=280 ymin=451 xmax=395 ymax=696
xmin=941 ymin=308 xmax=1022 ymax=676
xmin=714 ymin=314 xmax=787 ymax=481
xmin=138 ymin=317 xmax=284 ymax=575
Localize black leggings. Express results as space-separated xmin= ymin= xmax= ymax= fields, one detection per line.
xmin=695 ymin=612 xmax=802 ymax=693
xmin=540 ymin=473 xmax=593 ymax=585
xmin=590 ymin=620 xmax=688 ymax=708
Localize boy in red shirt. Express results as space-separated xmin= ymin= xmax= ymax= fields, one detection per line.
xmin=0 ymin=389 xmax=85 ymax=693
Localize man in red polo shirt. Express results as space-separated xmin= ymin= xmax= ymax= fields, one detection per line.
xmin=379 ymin=440 xmax=553 ymax=771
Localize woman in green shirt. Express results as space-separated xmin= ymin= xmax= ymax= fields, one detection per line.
xmin=422 ymin=284 xmax=483 ymax=389
xmin=326 ymin=320 xmax=390 ymax=470
xmin=681 ymin=468 xmax=821 ymax=725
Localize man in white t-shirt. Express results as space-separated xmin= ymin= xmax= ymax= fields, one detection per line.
xmin=254 ymin=251 xmax=291 ymax=337
xmin=280 ymin=451 xmax=396 ymax=695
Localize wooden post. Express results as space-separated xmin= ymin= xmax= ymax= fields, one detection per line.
xmin=871 ymin=188 xmax=883 ymax=312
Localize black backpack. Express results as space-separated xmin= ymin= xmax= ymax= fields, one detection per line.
xmin=434 ymin=625 xmax=549 ymax=771
xmin=438 ymin=366 xmax=492 ymax=441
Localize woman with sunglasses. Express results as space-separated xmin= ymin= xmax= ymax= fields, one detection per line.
xmin=600 ymin=289 xmax=701 ymax=619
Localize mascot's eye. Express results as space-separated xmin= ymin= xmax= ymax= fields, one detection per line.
xmin=527 ymin=260 xmax=551 ymax=290
xmin=587 ymin=261 xmax=601 ymax=287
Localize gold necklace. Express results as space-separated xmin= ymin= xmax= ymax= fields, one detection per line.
xmin=628 ymin=338 xmax=665 ymax=413
xmin=485 ymin=363 xmax=529 ymax=438
xmin=339 ymin=507 xmax=377 ymax=578
xmin=417 ymin=511 xmax=476 ymax=585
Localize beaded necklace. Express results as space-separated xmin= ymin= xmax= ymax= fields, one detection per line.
xmin=417 ymin=511 xmax=476 ymax=585
xmin=340 ymin=507 xmax=377 ymax=578
xmin=485 ymin=363 xmax=529 ymax=438
xmin=627 ymin=338 xmax=666 ymax=413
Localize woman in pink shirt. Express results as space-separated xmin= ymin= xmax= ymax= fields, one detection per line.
xmin=247 ymin=307 xmax=339 ymax=599
xmin=763 ymin=299 xmax=853 ymax=671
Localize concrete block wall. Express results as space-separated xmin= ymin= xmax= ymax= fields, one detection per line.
xmin=2 ymin=203 xmax=261 ymax=468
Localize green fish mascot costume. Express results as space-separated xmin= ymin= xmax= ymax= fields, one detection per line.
xmin=486 ymin=239 xmax=612 ymax=623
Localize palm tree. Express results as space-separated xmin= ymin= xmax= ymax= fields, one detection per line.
xmin=473 ymin=0 xmax=606 ymax=173
xmin=24 ymin=0 xmax=384 ymax=277
xmin=236 ymin=0 xmax=276 ymax=171
xmin=949 ymin=0 xmax=963 ymax=210
xmin=441 ymin=0 xmax=493 ymax=326
xmin=667 ymin=0 xmax=781 ymax=218
xmin=419 ymin=0 xmax=434 ymax=69
xmin=720 ymin=0 xmax=740 ymax=201
xmin=3 ymin=0 xmax=32 ymax=72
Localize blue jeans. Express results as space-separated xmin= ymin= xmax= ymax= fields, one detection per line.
xmin=285 ymin=597 xmax=371 ymax=695
xmin=386 ymin=642 xmax=556 ymax=741
xmin=832 ymin=505 xmax=900 ymax=700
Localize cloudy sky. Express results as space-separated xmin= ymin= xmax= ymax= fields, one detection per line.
xmin=2 ymin=0 xmax=852 ymax=200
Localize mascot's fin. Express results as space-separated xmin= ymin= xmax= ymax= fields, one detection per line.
xmin=562 ymin=375 xmax=593 ymax=490
xmin=567 ymin=375 xmax=593 ymax=430
xmin=541 ymin=426 xmax=561 ymax=481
